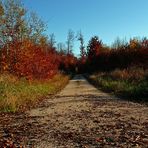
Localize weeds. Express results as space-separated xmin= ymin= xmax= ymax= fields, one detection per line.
xmin=89 ymin=67 xmax=148 ymax=101
xmin=0 ymin=73 xmax=69 ymax=112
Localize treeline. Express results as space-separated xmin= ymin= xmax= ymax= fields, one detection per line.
xmin=78 ymin=36 xmax=148 ymax=73
xmin=0 ymin=0 xmax=147 ymax=78
xmin=0 ymin=0 xmax=77 ymax=80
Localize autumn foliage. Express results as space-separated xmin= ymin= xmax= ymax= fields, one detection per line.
xmin=59 ymin=53 xmax=77 ymax=73
xmin=0 ymin=39 xmax=78 ymax=79
xmin=1 ymin=40 xmax=54 ymax=78
xmin=0 ymin=1 xmax=147 ymax=80
xmin=82 ymin=36 xmax=148 ymax=73
xmin=0 ymin=0 xmax=77 ymax=80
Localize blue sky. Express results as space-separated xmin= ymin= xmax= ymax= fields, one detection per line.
xmin=23 ymin=0 xmax=148 ymax=56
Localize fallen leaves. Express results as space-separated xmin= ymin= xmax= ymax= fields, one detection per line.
xmin=0 ymin=86 xmax=147 ymax=147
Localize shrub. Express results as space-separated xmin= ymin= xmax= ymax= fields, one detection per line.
xmin=0 ymin=40 xmax=60 ymax=80
xmin=88 ymin=67 xmax=148 ymax=101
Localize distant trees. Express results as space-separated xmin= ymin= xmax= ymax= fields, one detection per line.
xmin=27 ymin=12 xmax=45 ymax=44
xmin=111 ymin=37 xmax=127 ymax=50
xmin=129 ymin=38 xmax=141 ymax=49
xmin=77 ymin=31 xmax=85 ymax=61
xmin=1 ymin=0 xmax=146 ymax=76
xmin=49 ymin=33 xmax=56 ymax=49
xmin=87 ymin=36 xmax=102 ymax=60
xmin=57 ymin=42 xmax=66 ymax=54
xmin=83 ymin=36 xmax=148 ymax=73
xmin=66 ymin=29 xmax=74 ymax=54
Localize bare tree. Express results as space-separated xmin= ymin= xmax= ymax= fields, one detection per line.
xmin=77 ymin=31 xmax=85 ymax=59
xmin=57 ymin=42 xmax=66 ymax=53
xmin=49 ymin=33 xmax=56 ymax=48
xmin=66 ymin=29 xmax=74 ymax=54
xmin=111 ymin=37 xmax=127 ymax=49
xmin=27 ymin=12 xmax=46 ymax=44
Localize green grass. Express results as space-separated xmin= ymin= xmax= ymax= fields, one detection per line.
xmin=88 ymin=68 xmax=148 ymax=102
xmin=0 ymin=73 xmax=69 ymax=112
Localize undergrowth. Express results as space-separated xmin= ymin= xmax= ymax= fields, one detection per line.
xmin=88 ymin=67 xmax=148 ymax=102
xmin=0 ymin=73 xmax=69 ymax=112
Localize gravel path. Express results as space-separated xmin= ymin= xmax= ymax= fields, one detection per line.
xmin=0 ymin=75 xmax=148 ymax=147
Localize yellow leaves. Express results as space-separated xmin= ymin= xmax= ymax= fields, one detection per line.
xmin=129 ymin=39 xmax=139 ymax=49
xmin=39 ymin=36 xmax=48 ymax=46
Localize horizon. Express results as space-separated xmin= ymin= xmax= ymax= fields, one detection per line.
xmin=23 ymin=0 xmax=148 ymax=56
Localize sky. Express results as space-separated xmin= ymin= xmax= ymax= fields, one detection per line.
xmin=23 ymin=0 xmax=148 ymax=56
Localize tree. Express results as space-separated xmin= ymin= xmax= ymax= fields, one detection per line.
xmin=111 ymin=37 xmax=127 ymax=50
xmin=129 ymin=37 xmax=141 ymax=49
xmin=49 ymin=33 xmax=56 ymax=48
xmin=0 ymin=0 xmax=27 ymax=45
xmin=66 ymin=29 xmax=74 ymax=54
xmin=0 ymin=0 xmax=46 ymax=72
xmin=87 ymin=36 xmax=102 ymax=60
xmin=141 ymin=37 xmax=148 ymax=49
xmin=27 ymin=12 xmax=46 ymax=44
xmin=0 ymin=0 xmax=46 ymax=45
xmin=0 ymin=0 xmax=28 ymax=72
xmin=57 ymin=42 xmax=66 ymax=54
xmin=77 ymin=31 xmax=85 ymax=60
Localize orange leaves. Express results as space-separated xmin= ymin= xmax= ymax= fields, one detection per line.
xmin=0 ymin=37 xmax=78 ymax=79
xmin=59 ymin=53 xmax=77 ymax=73
xmin=0 ymin=39 xmax=61 ymax=80
xmin=14 ymin=41 xmax=59 ymax=79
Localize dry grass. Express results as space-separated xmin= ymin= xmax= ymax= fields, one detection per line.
xmin=110 ymin=67 xmax=148 ymax=82
xmin=0 ymin=73 xmax=69 ymax=112
xmin=89 ymin=67 xmax=148 ymax=101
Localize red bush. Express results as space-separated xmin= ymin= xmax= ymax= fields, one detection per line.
xmin=0 ymin=40 xmax=60 ymax=79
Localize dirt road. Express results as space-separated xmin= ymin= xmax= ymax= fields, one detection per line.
xmin=0 ymin=75 xmax=148 ymax=147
